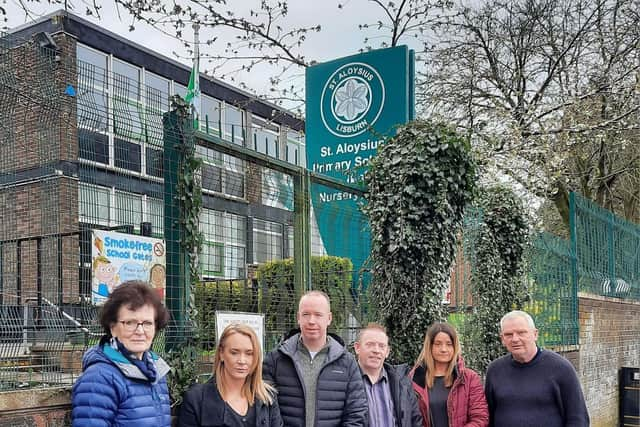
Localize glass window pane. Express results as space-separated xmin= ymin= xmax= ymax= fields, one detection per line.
xmin=201 ymin=95 xmax=221 ymax=134
xmin=115 ymin=191 xmax=143 ymax=230
xmin=114 ymin=138 xmax=142 ymax=172
xmin=145 ymin=71 xmax=170 ymax=106
xmin=224 ymin=105 xmax=244 ymax=144
xmin=147 ymin=197 xmax=164 ymax=236
xmin=113 ymin=98 xmax=144 ymax=139
xmin=225 ymin=245 xmax=245 ymax=278
xmin=113 ymin=59 xmax=140 ymax=92
xmin=202 ymin=163 xmax=222 ymax=193
xmin=224 ymin=170 xmax=244 ymax=198
xmin=79 ymin=183 xmax=110 ymax=224
xmin=146 ymin=147 xmax=163 ymax=177
xmin=77 ymin=44 xmax=108 ymax=88
xmin=253 ymin=219 xmax=283 ymax=263
xmin=78 ymin=87 xmax=108 ymax=132
xmin=174 ymin=83 xmax=187 ymax=99
xmin=79 ymin=129 xmax=109 ymax=164
xmin=202 ymin=243 xmax=224 ymax=276
xmin=226 ymin=213 xmax=246 ymax=246
xmin=262 ymin=168 xmax=293 ymax=210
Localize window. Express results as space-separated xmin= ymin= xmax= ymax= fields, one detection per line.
xmin=253 ymin=219 xmax=283 ymax=264
xmin=174 ymin=82 xmax=188 ymax=100
xmin=79 ymin=183 xmax=111 ymax=225
xmin=145 ymin=70 xmax=170 ymax=148
xmin=196 ymin=146 xmax=245 ymax=198
xmin=201 ymin=95 xmax=222 ymax=135
xmin=146 ymin=197 xmax=164 ymax=237
xmin=115 ymin=190 xmax=143 ymax=231
xmin=113 ymin=59 xmax=144 ymax=149
xmin=287 ymin=226 xmax=294 ymax=258
xmin=286 ymin=129 xmax=306 ymax=167
xmin=145 ymin=147 xmax=163 ymax=178
xmin=77 ymin=44 xmax=109 ymax=165
xmin=200 ymin=209 xmax=246 ymax=279
xmin=262 ymin=168 xmax=293 ymax=210
xmin=252 ymin=115 xmax=279 ymax=157
xmin=224 ymin=105 xmax=245 ymax=145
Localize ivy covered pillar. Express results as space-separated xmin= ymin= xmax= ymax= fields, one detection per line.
xmin=163 ymin=98 xmax=200 ymax=349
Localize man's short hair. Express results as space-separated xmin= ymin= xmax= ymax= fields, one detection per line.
xmin=298 ymin=290 xmax=331 ymax=311
xmin=500 ymin=310 xmax=536 ymax=331
xmin=357 ymin=322 xmax=387 ymax=343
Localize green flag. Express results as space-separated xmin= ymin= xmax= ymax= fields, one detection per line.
xmin=185 ymin=25 xmax=201 ymax=129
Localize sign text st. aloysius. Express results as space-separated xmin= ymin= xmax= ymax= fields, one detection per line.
xmin=306 ymin=46 xmax=415 ymax=281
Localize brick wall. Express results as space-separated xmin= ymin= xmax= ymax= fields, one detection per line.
xmin=0 ymin=388 xmax=71 ymax=426
xmin=578 ymin=292 xmax=640 ymax=427
xmin=1 ymin=32 xmax=80 ymax=305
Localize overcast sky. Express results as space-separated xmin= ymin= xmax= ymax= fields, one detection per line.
xmin=6 ymin=0 xmax=414 ymax=106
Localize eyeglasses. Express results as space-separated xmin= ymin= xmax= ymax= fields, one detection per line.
xmin=119 ymin=320 xmax=155 ymax=332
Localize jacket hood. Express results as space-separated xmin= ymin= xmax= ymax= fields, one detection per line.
xmin=279 ymin=330 xmax=347 ymax=364
xmin=81 ymin=344 xmax=171 ymax=383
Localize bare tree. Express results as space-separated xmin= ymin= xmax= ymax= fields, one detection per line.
xmin=424 ymin=0 xmax=640 ymax=225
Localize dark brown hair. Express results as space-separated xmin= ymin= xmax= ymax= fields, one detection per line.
xmin=415 ymin=322 xmax=461 ymax=388
xmin=99 ymin=280 xmax=170 ymax=336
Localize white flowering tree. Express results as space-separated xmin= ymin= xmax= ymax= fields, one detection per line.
xmin=423 ymin=0 xmax=640 ymax=226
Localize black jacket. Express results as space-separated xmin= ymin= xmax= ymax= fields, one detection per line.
xmin=178 ymin=377 xmax=283 ymax=427
xmin=263 ymin=331 xmax=367 ymax=427
xmin=362 ymin=363 xmax=422 ymax=427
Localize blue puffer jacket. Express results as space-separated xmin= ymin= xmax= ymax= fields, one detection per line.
xmin=263 ymin=331 xmax=367 ymax=427
xmin=71 ymin=343 xmax=172 ymax=427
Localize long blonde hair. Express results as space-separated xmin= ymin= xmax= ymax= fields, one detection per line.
xmin=415 ymin=322 xmax=461 ymax=388
xmin=215 ymin=324 xmax=275 ymax=405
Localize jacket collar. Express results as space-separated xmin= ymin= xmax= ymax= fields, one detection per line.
xmin=279 ymin=331 xmax=346 ymax=365
xmin=100 ymin=344 xmax=171 ymax=382
xmin=201 ymin=377 xmax=264 ymax=424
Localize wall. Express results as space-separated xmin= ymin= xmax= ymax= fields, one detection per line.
xmin=1 ymin=32 xmax=79 ymax=305
xmin=0 ymin=388 xmax=71 ymax=426
xmin=578 ymin=292 xmax=640 ymax=427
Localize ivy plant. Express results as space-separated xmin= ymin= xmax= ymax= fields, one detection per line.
xmin=174 ymin=96 xmax=204 ymax=332
xmin=464 ymin=185 xmax=529 ymax=375
xmin=362 ymin=120 xmax=476 ymax=364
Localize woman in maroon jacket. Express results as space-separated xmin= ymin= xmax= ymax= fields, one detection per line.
xmin=410 ymin=323 xmax=488 ymax=427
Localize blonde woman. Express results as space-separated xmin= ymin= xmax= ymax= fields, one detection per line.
xmin=410 ymin=322 xmax=488 ymax=427
xmin=179 ymin=324 xmax=282 ymax=427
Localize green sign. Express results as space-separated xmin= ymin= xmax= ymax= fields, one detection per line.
xmin=306 ymin=46 xmax=414 ymax=279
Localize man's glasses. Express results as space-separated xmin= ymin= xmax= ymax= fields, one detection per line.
xmin=119 ymin=320 xmax=155 ymax=332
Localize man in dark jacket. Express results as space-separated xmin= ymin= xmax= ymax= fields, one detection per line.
xmin=354 ymin=323 xmax=422 ymax=427
xmin=263 ymin=290 xmax=367 ymax=427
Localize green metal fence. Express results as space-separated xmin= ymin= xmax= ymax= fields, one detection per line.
xmin=571 ymin=192 xmax=640 ymax=300
xmin=0 ymin=30 xmax=372 ymax=393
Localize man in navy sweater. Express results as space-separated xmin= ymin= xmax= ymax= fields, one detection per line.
xmin=485 ymin=310 xmax=589 ymax=427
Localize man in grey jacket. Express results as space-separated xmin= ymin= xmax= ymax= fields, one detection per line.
xmin=263 ymin=290 xmax=367 ymax=427
xmin=354 ymin=323 xmax=422 ymax=427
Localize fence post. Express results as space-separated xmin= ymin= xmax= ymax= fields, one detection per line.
xmin=568 ymin=192 xmax=579 ymax=345
xmin=163 ymin=106 xmax=191 ymax=349
xmin=294 ymin=169 xmax=311 ymax=294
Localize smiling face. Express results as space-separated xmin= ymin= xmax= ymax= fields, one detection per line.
xmin=95 ymin=261 xmax=116 ymax=283
xmin=431 ymin=332 xmax=455 ymax=366
xmin=355 ymin=328 xmax=390 ymax=375
xmin=297 ymin=294 xmax=332 ymax=349
xmin=109 ymin=304 xmax=156 ymax=359
xmin=501 ymin=315 xmax=539 ymax=363
xmin=220 ymin=331 xmax=255 ymax=383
